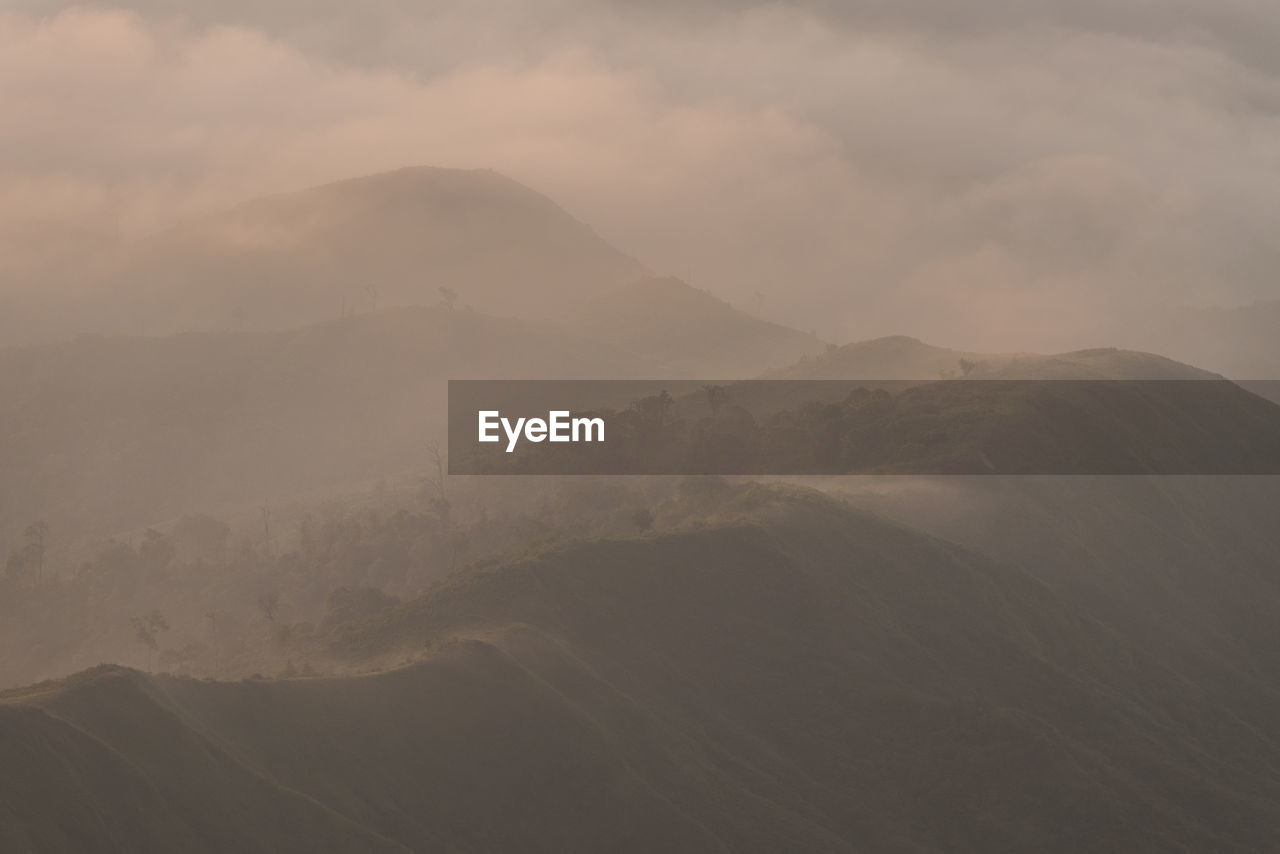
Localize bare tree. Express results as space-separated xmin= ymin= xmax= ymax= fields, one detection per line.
xmin=261 ymin=500 xmax=272 ymax=557
xmin=23 ymin=521 xmax=48 ymax=585
xmin=422 ymin=437 xmax=465 ymax=571
xmin=130 ymin=610 xmax=169 ymax=672
xmin=205 ymin=610 xmax=221 ymax=674
xmin=258 ymin=590 xmax=281 ymax=623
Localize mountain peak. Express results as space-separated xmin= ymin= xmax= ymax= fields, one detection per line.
xmin=79 ymin=166 xmax=650 ymax=340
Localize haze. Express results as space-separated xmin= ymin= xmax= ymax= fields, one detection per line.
xmin=4 ymin=1 xmax=1279 ymax=353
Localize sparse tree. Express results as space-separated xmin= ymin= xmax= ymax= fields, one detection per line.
xmin=258 ymin=589 xmax=281 ymax=623
xmin=22 ymin=521 xmax=48 ymax=585
xmin=702 ymin=384 xmax=728 ymax=418
xmin=139 ymin=528 xmax=175 ymax=570
xmin=261 ymin=500 xmax=272 ymax=556
xmin=421 ymin=438 xmax=450 ymax=524
xmin=633 ymin=390 xmax=674 ymax=429
xmin=130 ymin=610 xmax=169 ymax=672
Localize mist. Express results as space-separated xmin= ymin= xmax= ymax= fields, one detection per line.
xmin=3 ymin=2 xmax=1280 ymax=352
xmin=5 ymin=5 xmax=1280 ymax=851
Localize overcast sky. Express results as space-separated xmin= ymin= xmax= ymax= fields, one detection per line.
xmin=3 ymin=1 xmax=1279 ymax=348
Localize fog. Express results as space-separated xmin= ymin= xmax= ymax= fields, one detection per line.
xmin=7 ymin=8 xmax=1280 ymax=848
xmin=2 ymin=1 xmax=1279 ymax=352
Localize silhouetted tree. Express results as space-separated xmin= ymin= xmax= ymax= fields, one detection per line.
xmin=23 ymin=521 xmax=48 ymax=585
xmin=421 ymin=438 xmax=451 ymax=526
xmin=258 ymin=589 xmax=281 ymax=623
xmin=138 ymin=528 xmax=175 ymax=571
xmin=702 ymin=384 xmax=728 ymax=417
xmin=130 ymin=610 xmax=169 ymax=671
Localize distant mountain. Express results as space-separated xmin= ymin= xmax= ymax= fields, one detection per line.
xmin=7 ymin=484 xmax=1280 ymax=852
xmin=569 ymin=276 xmax=824 ymax=378
xmin=0 ymin=306 xmax=650 ymax=545
xmin=51 ymin=167 xmax=650 ymax=342
xmin=768 ymin=335 xmax=1222 ymax=380
xmin=1122 ymin=299 xmax=1280 ymax=380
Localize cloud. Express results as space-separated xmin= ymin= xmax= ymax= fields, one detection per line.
xmin=2 ymin=4 xmax=1280 ymax=350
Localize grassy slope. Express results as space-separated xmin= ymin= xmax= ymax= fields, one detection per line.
xmin=6 ymin=486 xmax=1280 ymax=852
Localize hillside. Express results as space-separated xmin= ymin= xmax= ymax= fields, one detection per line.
xmin=43 ymin=167 xmax=650 ymax=342
xmin=0 ymin=305 xmax=650 ymax=546
xmin=571 ymin=276 xmax=824 ymax=377
xmin=6 ymin=485 xmax=1280 ymax=851
xmin=454 ymin=374 xmax=1280 ymax=475
xmin=1122 ymin=300 xmax=1280 ymax=380
xmin=768 ymin=335 xmax=1222 ymax=381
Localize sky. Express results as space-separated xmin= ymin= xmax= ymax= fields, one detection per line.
xmin=3 ymin=1 xmax=1279 ymax=349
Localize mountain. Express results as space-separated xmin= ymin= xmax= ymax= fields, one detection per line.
xmin=6 ymin=484 xmax=1280 ymax=852
xmin=569 ymin=276 xmax=824 ymax=377
xmin=19 ymin=167 xmax=650 ymax=344
xmin=1121 ymin=300 xmax=1280 ymax=380
xmin=0 ymin=305 xmax=650 ymax=546
xmin=767 ymin=335 xmax=1222 ymax=380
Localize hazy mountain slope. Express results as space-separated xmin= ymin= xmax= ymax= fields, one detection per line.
xmin=8 ymin=486 xmax=1280 ymax=852
xmin=768 ymin=335 xmax=1222 ymax=381
xmin=473 ymin=377 xmax=1280 ymax=475
xmin=0 ymin=305 xmax=649 ymax=546
xmin=839 ymin=476 xmax=1280 ymax=689
xmin=571 ymin=276 xmax=824 ymax=377
xmin=765 ymin=335 xmax=996 ymax=379
xmin=53 ymin=167 xmax=649 ymax=342
xmin=1123 ymin=300 xmax=1280 ymax=380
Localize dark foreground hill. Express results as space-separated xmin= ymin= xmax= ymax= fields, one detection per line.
xmin=6 ymin=486 xmax=1280 ymax=852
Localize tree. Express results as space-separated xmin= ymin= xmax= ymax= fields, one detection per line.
xmin=4 ymin=551 xmax=31 ymax=589
xmin=632 ymin=390 xmax=674 ymax=429
xmin=258 ymin=589 xmax=281 ymax=623
xmin=130 ymin=610 xmax=169 ymax=672
xmin=364 ymin=284 xmax=379 ymax=313
xmin=23 ymin=521 xmax=48 ymax=585
xmin=630 ymin=508 xmax=655 ymax=533
xmin=261 ymin=500 xmax=272 ymax=556
xmin=702 ymin=384 xmax=728 ymax=417
xmin=139 ymin=528 xmax=175 ymax=571
xmin=439 ymin=286 xmax=458 ymax=310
